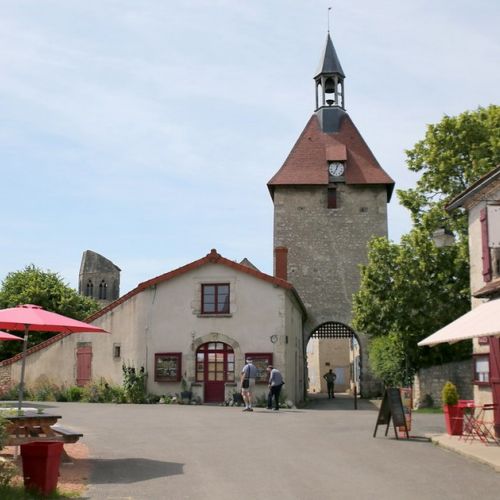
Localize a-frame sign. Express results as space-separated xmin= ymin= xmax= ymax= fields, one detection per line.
xmin=373 ymin=388 xmax=409 ymax=439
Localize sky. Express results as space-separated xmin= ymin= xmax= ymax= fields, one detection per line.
xmin=1 ymin=0 xmax=499 ymax=296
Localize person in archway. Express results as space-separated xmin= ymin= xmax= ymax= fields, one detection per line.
xmin=323 ymin=368 xmax=336 ymax=399
xmin=266 ymin=365 xmax=284 ymax=411
xmin=241 ymin=358 xmax=258 ymax=412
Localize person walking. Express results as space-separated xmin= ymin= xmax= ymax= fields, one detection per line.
xmin=266 ymin=365 xmax=283 ymax=411
xmin=241 ymin=358 xmax=258 ymax=412
xmin=323 ymin=369 xmax=336 ymax=399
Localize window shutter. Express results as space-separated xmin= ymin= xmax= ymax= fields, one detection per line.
xmin=480 ymin=208 xmax=492 ymax=282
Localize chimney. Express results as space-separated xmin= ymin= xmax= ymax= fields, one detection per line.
xmin=274 ymin=247 xmax=288 ymax=281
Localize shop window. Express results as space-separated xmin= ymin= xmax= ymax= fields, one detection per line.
xmin=201 ymin=284 xmax=230 ymax=314
xmin=245 ymin=353 xmax=273 ymax=384
xmin=155 ymin=353 xmax=182 ymax=382
xmin=473 ymin=355 xmax=490 ymax=384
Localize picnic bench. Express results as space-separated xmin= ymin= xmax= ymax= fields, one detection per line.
xmin=2 ymin=410 xmax=83 ymax=446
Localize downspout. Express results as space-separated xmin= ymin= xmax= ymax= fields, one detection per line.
xmin=145 ymin=285 xmax=157 ymax=384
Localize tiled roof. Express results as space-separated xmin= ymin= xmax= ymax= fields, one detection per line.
xmin=267 ymin=113 xmax=395 ymax=201
xmin=1 ymin=250 xmax=305 ymax=366
xmin=473 ymin=278 xmax=500 ymax=299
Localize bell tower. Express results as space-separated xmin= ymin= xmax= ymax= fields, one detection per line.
xmin=268 ymin=32 xmax=395 ymax=396
xmin=314 ymin=33 xmax=345 ymax=111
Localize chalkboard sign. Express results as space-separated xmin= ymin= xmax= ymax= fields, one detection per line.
xmin=373 ymin=388 xmax=409 ymax=439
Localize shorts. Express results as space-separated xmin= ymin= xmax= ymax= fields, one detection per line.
xmin=241 ymin=378 xmax=256 ymax=393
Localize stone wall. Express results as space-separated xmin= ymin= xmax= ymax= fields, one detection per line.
xmin=273 ymin=184 xmax=388 ymax=397
xmin=413 ymin=359 xmax=473 ymax=408
xmin=0 ymin=364 xmax=11 ymax=389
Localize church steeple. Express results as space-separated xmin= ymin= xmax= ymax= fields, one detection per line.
xmin=314 ymin=33 xmax=345 ymax=111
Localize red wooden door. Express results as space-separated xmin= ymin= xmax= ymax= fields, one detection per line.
xmin=196 ymin=342 xmax=235 ymax=402
xmin=76 ymin=346 xmax=92 ymax=386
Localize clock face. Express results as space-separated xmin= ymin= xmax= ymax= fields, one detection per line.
xmin=328 ymin=162 xmax=345 ymax=177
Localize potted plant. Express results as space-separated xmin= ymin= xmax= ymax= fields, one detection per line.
xmin=441 ymin=381 xmax=462 ymax=435
xmin=180 ymin=378 xmax=192 ymax=403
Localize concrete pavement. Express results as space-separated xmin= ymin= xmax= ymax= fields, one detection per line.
xmin=34 ymin=397 xmax=500 ymax=500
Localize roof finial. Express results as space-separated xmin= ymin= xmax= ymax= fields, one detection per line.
xmin=327 ymin=6 xmax=332 ymax=33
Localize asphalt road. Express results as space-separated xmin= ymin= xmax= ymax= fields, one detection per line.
xmin=37 ymin=396 xmax=500 ymax=500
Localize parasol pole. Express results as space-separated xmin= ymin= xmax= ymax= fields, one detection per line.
xmin=17 ymin=324 xmax=29 ymax=414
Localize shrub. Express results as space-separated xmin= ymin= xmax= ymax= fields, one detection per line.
xmin=0 ymin=457 xmax=17 ymax=487
xmin=441 ymin=381 xmax=459 ymax=406
xmin=122 ymin=364 xmax=147 ymax=404
xmin=65 ymin=386 xmax=84 ymax=402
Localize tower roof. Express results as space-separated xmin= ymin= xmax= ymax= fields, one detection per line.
xmin=314 ymin=33 xmax=345 ymax=79
xmin=267 ymin=112 xmax=395 ymax=201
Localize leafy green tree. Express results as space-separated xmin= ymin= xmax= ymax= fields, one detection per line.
xmin=354 ymin=105 xmax=499 ymax=386
xmin=398 ymin=104 xmax=500 ymax=237
xmin=353 ymin=231 xmax=471 ymax=384
xmin=0 ymin=265 xmax=100 ymax=360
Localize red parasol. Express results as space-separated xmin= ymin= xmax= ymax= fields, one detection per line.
xmin=0 ymin=304 xmax=107 ymax=411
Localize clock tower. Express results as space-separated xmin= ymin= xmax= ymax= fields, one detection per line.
xmin=267 ymin=33 xmax=394 ymax=396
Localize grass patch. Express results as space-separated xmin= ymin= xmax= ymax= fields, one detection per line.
xmin=414 ymin=407 xmax=443 ymax=414
xmin=0 ymin=484 xmax=80 ymax=499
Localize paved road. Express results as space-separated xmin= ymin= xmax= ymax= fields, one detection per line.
xmin=39 ymin=396 xmax=500 ymax=500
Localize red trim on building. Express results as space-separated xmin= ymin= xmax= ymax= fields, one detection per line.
xmin=480 ymin=208 xmax=492 ymax=282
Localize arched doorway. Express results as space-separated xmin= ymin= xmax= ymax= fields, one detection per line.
xmin=306 ymin=322 xmax=361 ymax=397
xmin=196 ymin=342 xmax=235 ymax=402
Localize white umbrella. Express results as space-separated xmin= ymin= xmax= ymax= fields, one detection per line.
xmin=418 ymin=299 xmax=500 ymax=347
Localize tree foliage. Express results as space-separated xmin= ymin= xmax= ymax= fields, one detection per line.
xmin=354 ymin=105 xmax=500 ymax=386
xmin=0 ymin=265 xmax=100 ymax=360
xmin=398 ymin=104 xmax=500 ymax=237
xmin=353 ymin=232 xmax=471 ymax=384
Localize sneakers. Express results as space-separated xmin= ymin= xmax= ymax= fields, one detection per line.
xmin=243 ymin=407 xmax=254 ymax=412
xmin=272 ymin=408 xmax=279 ymax=411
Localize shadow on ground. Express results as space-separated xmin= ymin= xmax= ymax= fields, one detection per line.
xmin=306 ymin=392 xmax=379 ymax=411
xmin=86 ymin=457 xmax=184 ymax=484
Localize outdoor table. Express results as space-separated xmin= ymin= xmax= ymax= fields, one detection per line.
xmin=2 ymin=410 xmax=64 ymax=445
xmin=461 ymin=403 xmax=499 ymax=445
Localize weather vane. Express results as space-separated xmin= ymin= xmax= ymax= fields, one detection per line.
xmin=328 ymin=6 xmax=332 ymax=33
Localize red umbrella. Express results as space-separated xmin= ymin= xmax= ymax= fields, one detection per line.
xmin=0 ymin=331 xmax=23 ymax=341
xmin=0 ymin=304 xmax=107 ymax=411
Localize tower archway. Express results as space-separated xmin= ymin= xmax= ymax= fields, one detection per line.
xmin=306 ymin=321 xmax=362 ymax=397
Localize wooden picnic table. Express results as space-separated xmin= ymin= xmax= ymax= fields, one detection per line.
xmin=2 ymin=410 xmax=82 ymax=446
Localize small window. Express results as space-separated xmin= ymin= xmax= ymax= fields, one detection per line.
xmin=113 ymin=344 xmax=121 ymax=359
xmin=86 ymin=280 xmax=93 ymax=297
xmin=327 ymin=188 xmax=337 ymax=209
xmin=155 ymin=353 xmax=182 ymax=382
xmin=473 ymin=355 xmax=490 ymax=384
xmin=99 ymin=280 xmax=107 ymax=300
xmin=201 ymin=284 xmax=230 ymax=314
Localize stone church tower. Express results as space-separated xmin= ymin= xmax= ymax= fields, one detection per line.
xmin=78 ymin=250 xmax=120 ymax=306
xmin=267 ymin=33 xmax=394 ymax=396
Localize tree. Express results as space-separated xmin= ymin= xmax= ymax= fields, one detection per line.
xmin=398 ymin=105 xmax=500 ymax=237
xmin=353 ymin=105 xmax=500 ymax=385
xmin=353 ymin=232 xmax=471 ymax=385
xmin=0 ymin=265 xmax=100 ymax=360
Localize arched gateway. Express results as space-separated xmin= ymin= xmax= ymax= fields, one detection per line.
xmin=308 ymin=322 xmax=362 ymax=396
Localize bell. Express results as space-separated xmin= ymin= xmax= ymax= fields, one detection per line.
xmin=324 ymin=78 xmax=336 ymax=94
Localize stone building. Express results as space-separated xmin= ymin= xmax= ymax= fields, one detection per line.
xmin=78 ymin=250 xmax=120 ymax=305
xmin=267 ymin=33 xmax=394 ymax=396
xmin=446 ymin=166 xmax=500 ymax=434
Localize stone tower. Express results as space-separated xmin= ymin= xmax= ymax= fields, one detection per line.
xmin=267 ymin=33 xmax=394 ymax=396
xmin=78 ymin=250 xmax=120 ymax=305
